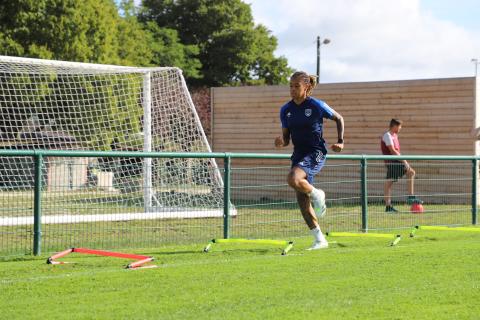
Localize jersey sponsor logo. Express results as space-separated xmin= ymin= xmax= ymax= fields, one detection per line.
xmin=305 ymin=109 xmax=312 ymax=117
xmin=287 ymin=112 xmax=291 ymax=118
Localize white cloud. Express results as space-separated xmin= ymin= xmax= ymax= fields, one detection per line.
xmin=247 ymin=0 xmax=480 ymax=82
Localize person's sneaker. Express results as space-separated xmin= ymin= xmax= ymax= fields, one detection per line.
xmin=311 ymin=188 xmax=327 ymax=218
xmin=385 ymin=205 xmax=398 ymax=213
xmin=407 ymin=196 xmax=424 ymax=205
xmin=306 ymin=241 xmax=329 ymax=250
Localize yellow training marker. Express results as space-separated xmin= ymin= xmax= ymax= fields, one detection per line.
xmin=326 ymin=232 xmax=401 ymax=246
xmin=410 ymin=225 xmax=480 ymax=237
xmin=203 ymin=238 xmax=294 ymax=255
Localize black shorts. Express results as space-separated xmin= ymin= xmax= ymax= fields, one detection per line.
xmin=386 ymin=162 xmax=406 ymax=181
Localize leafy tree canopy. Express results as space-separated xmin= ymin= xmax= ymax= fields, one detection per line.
xmin=140 ymin=0 xmax=292 ymax=86
xmin=0 ymin=0 xmax=201 ymax=76
xmin=0 ymin=0 xmax=291 ymax=85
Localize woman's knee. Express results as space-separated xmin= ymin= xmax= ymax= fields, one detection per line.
xmin=287 ymin=172 xmax=299 ymax=188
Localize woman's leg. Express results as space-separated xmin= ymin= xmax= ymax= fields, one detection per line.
xmin=296 ymin=190 xmax=317 ymax=229
xmin=287 ymin=166 xmax=313 ymax=194
xmin=289 ymin=167 xmax=328 ymax=248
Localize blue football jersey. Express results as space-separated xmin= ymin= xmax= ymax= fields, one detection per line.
xmin=280 ymin=97 xmax=334 ymax=152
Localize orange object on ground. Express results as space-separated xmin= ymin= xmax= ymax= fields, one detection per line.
xmin=47 ymin=247 xmax=156 ymax=269
xmin=410 ymin=203 xmax=424 ymax=214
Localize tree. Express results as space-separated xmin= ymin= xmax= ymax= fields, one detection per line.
xmin=144 ymin=21 xmax=202 ymax=79
xmin=249 ymin=25 xmax=291 ymax=85
xmin=140 ymin=0 xmax=292 ymax=86
xmin=116 ymin=0 xmax=201 ymax=76
xmin=0 ymin=0 xmax=202 ymax=73
xmin=0 ymin=0 xmax=120 ymax=63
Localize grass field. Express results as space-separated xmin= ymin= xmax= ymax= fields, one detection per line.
xmin=1 ymin=228 xmax=479 ymax=319
xmin=0 ymin=202 xmax=474 ymax=256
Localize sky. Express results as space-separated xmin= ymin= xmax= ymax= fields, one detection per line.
xmin=246 ymin=0 xmax=480 ymax=82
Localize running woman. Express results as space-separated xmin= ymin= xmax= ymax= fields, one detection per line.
xmin=381 ymin=118 xmax=423 ymax=213
xmin=275 ymin=71 xmax=344 ymax=250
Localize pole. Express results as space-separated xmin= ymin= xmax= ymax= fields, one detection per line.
xmin=33 ymin=153 xmax=43 ymax=255
xmin=179 ymin=69 xmax=224 ymax=189
xmin=316 ymin=36 xmax=320 ymax=81
xmin=361 ymin=157 xmax=368 ymax=232
xmin=472 ymin=158 xmax=478 ymax=225
xmin=223 ymin=155 xmax=231 ymax=239
xmin=143 ymin=72 xmax=152 ymax=212
xmin=317 ymin=36 xmax=331 ymax=82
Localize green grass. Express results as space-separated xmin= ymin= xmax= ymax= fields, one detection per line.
xmin=1 ymin=229 xmax=479 ymax=319
xmin=0 ymin=202 xmax=475 ymax=256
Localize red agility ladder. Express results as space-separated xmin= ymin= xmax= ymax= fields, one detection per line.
xmin=47 ymin=247 xmax=156 ymax=269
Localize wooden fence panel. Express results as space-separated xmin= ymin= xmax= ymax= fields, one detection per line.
xmin=212 ymin=77 xmax=476 ymax=203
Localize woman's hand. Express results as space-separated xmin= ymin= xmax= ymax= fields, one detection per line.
xmin=274 ymin=136 xmax=285 ymax=148
xmin=331 ymin=143 xmax=344 ymax=153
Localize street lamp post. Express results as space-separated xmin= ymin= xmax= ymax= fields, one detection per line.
xmin=316 ymin=36 xmax=331 ymax=82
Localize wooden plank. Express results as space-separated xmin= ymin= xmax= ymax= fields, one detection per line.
xmin=212 ymin=77 xmax=473 ymax=94
xmin=213 ymin=103 xmax=473 ymax=112
xmin=213 ymin=82 xmax=473 ymax=96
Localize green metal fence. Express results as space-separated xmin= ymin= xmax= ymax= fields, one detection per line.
xmin=0 ymin=150 xmax=477 ymax=256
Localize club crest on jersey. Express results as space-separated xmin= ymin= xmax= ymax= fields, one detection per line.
xmin=305 ymin=109 xmax=312 ymax=117
xmin=287 ymin=112 xmax=291 ymax=118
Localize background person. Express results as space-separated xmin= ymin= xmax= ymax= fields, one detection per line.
xmin=381 ymin=118 xmax=422 ymax=213
xmin=275 ymin=71 xmax=344 ymax=250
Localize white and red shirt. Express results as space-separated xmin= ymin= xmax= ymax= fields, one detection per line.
xmin=381 ymin=131 xmax=400 ymax=162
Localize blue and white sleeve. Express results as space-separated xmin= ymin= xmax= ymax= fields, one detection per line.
xmin=314 ymin=99 xmax=334 ymax=119
xmin=320 ymin=101 xmax=335 ymax=119
xmin=280 ymin=105 xmax=289 ymax=128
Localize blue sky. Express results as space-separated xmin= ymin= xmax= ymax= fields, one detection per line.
xmin=420 ymin=0 xmax=480 ymax=31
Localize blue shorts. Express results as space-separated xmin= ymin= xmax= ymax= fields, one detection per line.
xmin=291 ymin=150 xmax=327 ymax=184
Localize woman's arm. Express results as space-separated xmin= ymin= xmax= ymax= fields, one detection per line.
xmin=275 ymin=128 xmax=290 ymax=148
xmin=330 ymin=111 xmax=344 ymax=152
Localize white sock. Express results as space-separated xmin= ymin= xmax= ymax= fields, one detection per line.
xmin=308 ymin=188 xmax=317 ymax=198
xmin=310 ymin=226 xmax=327 ymax=243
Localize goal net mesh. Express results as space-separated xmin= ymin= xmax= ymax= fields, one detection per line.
xmin=0 ymin=56 xmax=224 ymax=228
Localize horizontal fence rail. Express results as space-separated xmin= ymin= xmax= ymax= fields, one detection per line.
xmin=0 ymin=150 xmax=478 ymax=256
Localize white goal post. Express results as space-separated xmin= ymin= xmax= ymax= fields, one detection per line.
xmin=0 ymin=55 xmax=226 ymax=224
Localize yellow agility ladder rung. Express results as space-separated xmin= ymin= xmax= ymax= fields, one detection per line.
xmin=326 ymin=232 xmax=401 ymax=246
xmin=411 ymin=225 xmax=480 ymax=237
xmin=203 ymin=238 xmax=294 ymax=255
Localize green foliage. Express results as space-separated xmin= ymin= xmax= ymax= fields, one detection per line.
xmin=140 ymin=0 xmax=293 ymax=86
xmin=1 ymin=232 xmax=479 ymax=319
xmin=0 ymin=0 xmax=291 ymax=85
xmin=144 ymin=22 xmax=202 ymax=79
xmin=0 ymin=0 xmax=201 ymax=72
xmin=0 ymin=0 xmax=119 ymax=63
xmin=0 ymin=0 xmax=200 ymax=151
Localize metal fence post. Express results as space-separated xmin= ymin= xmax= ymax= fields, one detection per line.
xmin=361 ymin=157 xmax=368 ymax=232
xmin=223 ymin=154 xmax=231 ymax=238
xmin=33 ymin=153 xmax=43 ymax=255
xmin=472 ymin=158 xmax=478 ymax=225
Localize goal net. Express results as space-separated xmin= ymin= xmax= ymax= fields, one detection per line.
xmin=0 ymin=55 xmax=225 ymax=226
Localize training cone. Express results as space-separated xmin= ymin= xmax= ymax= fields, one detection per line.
xmin=410 ymin=202 xmax=424 ymax=214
